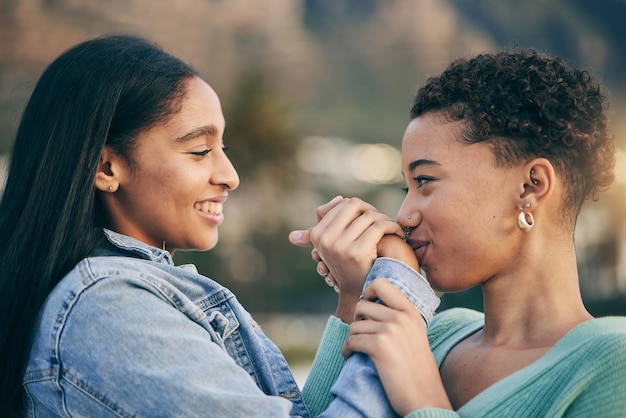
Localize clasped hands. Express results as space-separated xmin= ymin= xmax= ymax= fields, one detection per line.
xmin=289 ymin=196 xmax=449 ymax=414
xmin=288 ymin=195 xmax=420 ymax=323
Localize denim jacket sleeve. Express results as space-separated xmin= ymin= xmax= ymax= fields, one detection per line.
xmin=319 ymin=257 xmax=440 ymax=418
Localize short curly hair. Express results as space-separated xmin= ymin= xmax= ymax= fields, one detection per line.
xmin=411 ymin=48 xmax=615 ymax=223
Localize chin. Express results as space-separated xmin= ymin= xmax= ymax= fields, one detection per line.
xmin=200 ymin=232 xmax=220 ymax=251
xmin=203 ymin=241 xmax=219 ymax=251
xmin=424 ymin=272 xmax=464 ymax=293
xmin=179 ymin=232 xmax=219 ymax=252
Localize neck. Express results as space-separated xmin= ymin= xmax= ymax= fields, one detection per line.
xmin=480 ymin=237 xmax=592 ymax=349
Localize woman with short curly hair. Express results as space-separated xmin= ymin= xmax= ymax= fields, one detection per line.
xmin=292 ymin=48 xmax=625 ymax=417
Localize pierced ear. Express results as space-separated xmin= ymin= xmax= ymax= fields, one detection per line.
xmin=94 ymin=147 xmax=124 ymax=192
xmin=519 ymin=158 xmax=555 ymax=209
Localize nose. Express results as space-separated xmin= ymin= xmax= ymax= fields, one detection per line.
xmin=397 ymin=197 xmax=419 ymax=229
xmin=211 ymin=149 xmax=240 ymax=191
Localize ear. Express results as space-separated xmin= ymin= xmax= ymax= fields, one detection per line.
xmin=94 ymin=147 xmax=127 ymax=193
xmin=518 ymin=158 xmax=555 ymax=210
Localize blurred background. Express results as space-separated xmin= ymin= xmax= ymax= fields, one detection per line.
xmin=1 ymin=0 xmax=625 ymax=384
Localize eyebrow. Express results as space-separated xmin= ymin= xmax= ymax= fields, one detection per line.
xmin=175 ymin=125 xmax=219 ymax=142
xmin=408 ymin=158 xmax=440 ymax=171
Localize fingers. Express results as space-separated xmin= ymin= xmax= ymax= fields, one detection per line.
xmin=342 ymin=282 xmax=426 ymax=357
xmin=315 ymin=259 xmax=339 ymax=293
xmin=289 ymin=229 xmax=313 ymax=247
xmin=310 ymin=198 xmax=385 ymax=245
xmin=340 ymin=298 xmax=401 ymax=358
xmin=315 ymin=195 xmax=344 ymax=222
xmin=361 ymin=278 xmax=416 ymax=312
xmin=288 ymin=195 xmax=344 ymax=247
xmin=311 ymin=248 xmax=321 ymax=263
xmin=341 ymin=320 xmax=383 ymax=358
xmin=317 ymin=210 xmax=400 ymax=250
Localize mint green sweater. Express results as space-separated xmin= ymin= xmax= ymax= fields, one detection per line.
xmin=303 ymin=308 xmax=626 ymax=417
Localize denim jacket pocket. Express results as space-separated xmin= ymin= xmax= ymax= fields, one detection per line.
xmin=205 ymin=309 xmax=239 ymax=341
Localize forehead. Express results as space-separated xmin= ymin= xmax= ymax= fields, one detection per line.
xmin=132 ymin=77 xmax=225 ymax=156
xmin=401 ymin=114 xmax=493 ymax=167
xmin=173 ymin=77 xmax=225 ymax=132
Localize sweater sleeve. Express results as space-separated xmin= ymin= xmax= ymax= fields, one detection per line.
xmin=301 ymin=315 xmax=349 ymax=417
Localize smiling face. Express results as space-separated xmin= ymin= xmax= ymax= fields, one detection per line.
xmin=101 ymin=76 xmax=239 ymax=251
xmin=398 ymin=112 xmax=525 ymax=292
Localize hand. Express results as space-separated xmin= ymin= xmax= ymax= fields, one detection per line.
xmin=343 ymin=279 xmax=452 ymax=415
xmin=290 ymin=195 xmax=344 ymax=294
xmin=305 ymin=232 xmax=418 ymax=295
xmin=289 ymin=196 xmax=404 ymax=322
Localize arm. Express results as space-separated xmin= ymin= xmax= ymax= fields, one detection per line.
xmin=343 ymin=279 xmax=452 ymax=416
xmin=318 ymin=258 xmax=442 ymax=418
xmin=301 ymin=316 xmax=349 ymax=417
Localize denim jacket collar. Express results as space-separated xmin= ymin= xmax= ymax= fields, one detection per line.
xmin=96 ymin=228 xmax=174 ymax=265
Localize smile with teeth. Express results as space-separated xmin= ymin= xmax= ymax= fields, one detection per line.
xmin=194 ymin=201 xmax=223 ymax=215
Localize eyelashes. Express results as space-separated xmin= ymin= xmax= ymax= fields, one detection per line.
xmin=415 ymin=176 xmax=433 ymax=187
xmin=189 ymin=149 xmax=211 ymax=157
xmin=403 ymin=176 xmax=434 ymax=192
xmin=188 ymin=146 xmax=230 ymax=157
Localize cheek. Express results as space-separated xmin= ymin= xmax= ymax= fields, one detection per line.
xmin=142 ymin=163 xmax=189 ymax=196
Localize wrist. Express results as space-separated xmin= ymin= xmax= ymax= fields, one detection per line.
xmin=334 ymin=292 xmax=360 ymax=323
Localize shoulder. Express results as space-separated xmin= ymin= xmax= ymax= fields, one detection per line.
xmin=546 ymin=316 xmax=626 ymax=386
xmin=549 ymin=317 xmax=626 ymax=410
xmin=76 ymin=255 xmax=227 ymax=304
xmin=562 ymin=316 xmax=626 ymax=357
xmin=585 ymin=316 xmax=626 ymax=334
xmin=33 ymin=256 xmax=223 ymax=348
xmin=564 ymin=316 xmax=626 ymax=345
xmin=429 ymin=307 xmax=484 ymax=335
xmin=427 ymin=308 xmax=484 ymax=364
xmin=53 ymin=256 xmax=180 ymax=308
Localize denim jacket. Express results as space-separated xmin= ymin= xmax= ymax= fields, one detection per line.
xmin=23 ymin=229 xmax=308 ymax=417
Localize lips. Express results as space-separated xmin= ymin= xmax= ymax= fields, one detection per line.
xmin=407 ymin=238 xmax=429 ymax=264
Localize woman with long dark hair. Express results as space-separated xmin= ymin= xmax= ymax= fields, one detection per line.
xmin=0 ymin=34 xmax=413 ymax=417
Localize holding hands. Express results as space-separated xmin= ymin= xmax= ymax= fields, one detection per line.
xmin=289 ymin=196 xmax=408 ymax=322
xmin=290 ymin=196 xmax=449 ymax=415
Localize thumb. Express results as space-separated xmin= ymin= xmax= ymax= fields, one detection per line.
xmin=289 ymin=229 xmax=313 ymax=247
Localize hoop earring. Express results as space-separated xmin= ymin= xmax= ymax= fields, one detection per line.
xmin=517 ymin=208 xmax=534 ymax=231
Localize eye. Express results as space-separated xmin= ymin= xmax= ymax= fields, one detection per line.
xmin=189 ymin=149 xmax=212 ymax=157
xmin=414 ymin=176 xmax=433 ymax=188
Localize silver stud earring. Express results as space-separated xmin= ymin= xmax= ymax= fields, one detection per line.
xmin=530 ymin=169 xmax=538 ymax=185
xmin=108 ymin=185 xmax=113 ymax=191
